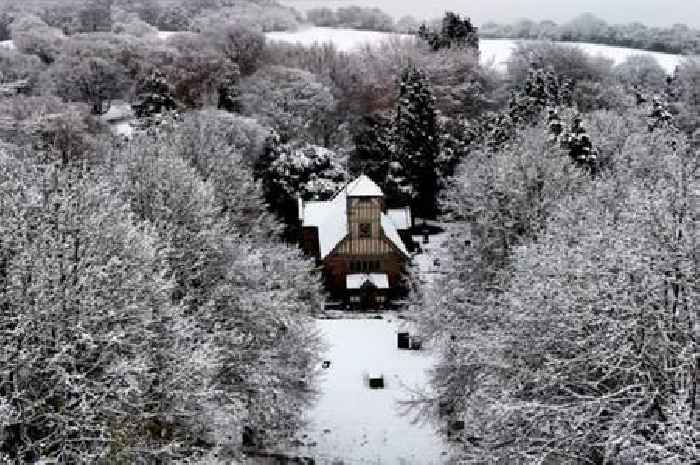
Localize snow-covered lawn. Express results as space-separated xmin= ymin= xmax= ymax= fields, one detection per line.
xmin=297 ymin=318 xmax=448 ymax=464
xmin=265 ymin=27 xmax=686 ymax=74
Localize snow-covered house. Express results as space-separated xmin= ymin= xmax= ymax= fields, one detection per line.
xmin=298 ymin=175 xmax=412 ymax=307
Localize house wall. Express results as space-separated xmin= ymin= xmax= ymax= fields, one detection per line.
xmin=323 ymin=250 xmax=404 ymax=295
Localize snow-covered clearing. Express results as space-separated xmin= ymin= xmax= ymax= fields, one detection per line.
xmin=265 ymin=27 xmax=686 ymax=74
xmin=297 ymin=318 xmax=448 ymax=464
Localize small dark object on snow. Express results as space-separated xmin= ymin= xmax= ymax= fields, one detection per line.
xmin=410 ymin=336 xmax=423 ymax=350
xmin=439 ymin=401 xmax=454 ymax=416
xmin=433 ymin=258 xmax=441 ymax=267
xmin=368 ymin=375 xmax=384 ymax=389
xmin=398 ymin=332 xmax=410 ymax=349
xmin=450 ymin=420 xmax=465 ymax=431
xmin=373 ymin=314 xmax=383 ymax=319
xmin=322 ymin=360 xmax=331 ymax=369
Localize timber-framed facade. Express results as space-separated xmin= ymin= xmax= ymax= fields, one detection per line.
xmin=298 ymin=175 xmax=412 ymax=308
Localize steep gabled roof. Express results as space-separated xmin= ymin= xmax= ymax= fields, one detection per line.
xmin=315 ymin=193 xmax=348 ymax=258
xmin=300 ymin=175 xmax=410 ymax=259
xmin=381 ymin=213 xmax=408 ymax=256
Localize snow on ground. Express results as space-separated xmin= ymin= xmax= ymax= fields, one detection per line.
xmin=156 ymin=30 xmax=180 ymax=41
xmin=480 ymin=38 xmax=685 ymax=73
xmin=265 ymin=27 xmax=686 ymax=74
xmin=266 ymin=27 xmax=414 ymax=53
xmin=412 ymin=224 xmax=450 ymax=289
xmin=297 ymin=318 xmax=448 ymax=465
xmin=0 ymin=39 xmax=14 ymax=49
xmin=111 ymin=120 xmax=135 ymax=138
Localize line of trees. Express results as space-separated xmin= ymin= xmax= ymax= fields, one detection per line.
xmin=0 ymin=96 xmax=324 ymax=462
xmin=408 ymin=23 xmax=698 ymax=462
xmin=0 ymin=0 xmax=302 ymax=40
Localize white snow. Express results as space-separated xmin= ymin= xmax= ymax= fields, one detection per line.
xmin=266 ymin=27 xmax=414 ymax=53
xmin=412 ymin=223 xmax=450 ymax=289
xmin=111 ymin=120 xmax=135 ymax=138
xmin=264 ymin=27 xmax=687 ymax=74
xmin=386 ymin=207 xmax=412 ymax=231
xmin=381 ymin=212 xmax=408 ymax=257
xmin=156 ymin=30 xmax=180 ymax=41
xmin=314 ymin=192 xmax=349 ymax=259
xmin=346 ymin=273 xmax=389 ymax=289
xmin=100 ymin=101 xmax=134 ymax=122
xmin=0 ymin=39 xmax=15 ymax=50
xmin=479 ymin=37 xmax=686 ymax=74
xmin=346 ymin=174 xmax=384 ymax=197
xmin=301 ymin=200 xmax=330 ymax=227
xmin=297 ymin=318 xmax=448 ymax=465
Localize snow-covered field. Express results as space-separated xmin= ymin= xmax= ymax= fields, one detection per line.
xmin=265 ymin=27 xmax=686 ymax=74
xmin=266 ymin=27 xmax=414 ymax=53
xmin=297 ymin=318 xmax=448 ymax=465
xmin=156 ymin=30 xmax=180 ymax=41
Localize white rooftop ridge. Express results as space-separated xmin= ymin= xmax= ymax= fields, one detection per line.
xmin=346 ymin=174 xmax=383 ymax=197
xmin=299 ymin=176 xmax=410 ymax=259
xmin=346 ymin=273 xmax=390 ymax=289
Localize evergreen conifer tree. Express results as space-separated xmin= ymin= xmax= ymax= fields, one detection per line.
xmin=393 ymin=66 xmax=441 ymax=218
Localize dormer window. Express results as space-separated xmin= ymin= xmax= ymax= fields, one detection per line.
xmin=359 ymin=223 xmax=371 ymax=238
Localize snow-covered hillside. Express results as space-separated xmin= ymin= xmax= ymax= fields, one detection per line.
xmin=265 ymin=27 xmax=686 ymax=73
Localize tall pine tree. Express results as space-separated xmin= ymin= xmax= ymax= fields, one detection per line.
xmin=392 ymin=65 xmax=441 ymax=219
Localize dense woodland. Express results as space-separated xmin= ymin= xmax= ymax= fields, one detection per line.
xmin=0 ymin=1 xmax=698 ymax=464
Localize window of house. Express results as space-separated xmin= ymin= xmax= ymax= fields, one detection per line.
xmin=359 ymin=223 xmax=371 ymax=238
xmin=350 ymin=295 xmax=361 ymax=303
xmin=376 ymin=295 xmax=385 ymax=303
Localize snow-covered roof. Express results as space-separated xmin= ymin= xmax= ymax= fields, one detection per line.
xmin=386 ymin=208 xmax=412 ymax=231
xmin=381 ymin=213 xmax=408 ymax=256
xmin=346 ymin=174 xmax=383 ymax=197
xmin=100 ymin=101 xmax=134 ymax=122
xmin=315 ymin=193 xmax=348 ymax=258
xmin=346 ymin=273 xmax=389 ymax=289
xmin=302 ymin=201 xmax=331 ymax=228
xmin=300 ymin=175 xmax=410 ymax=259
